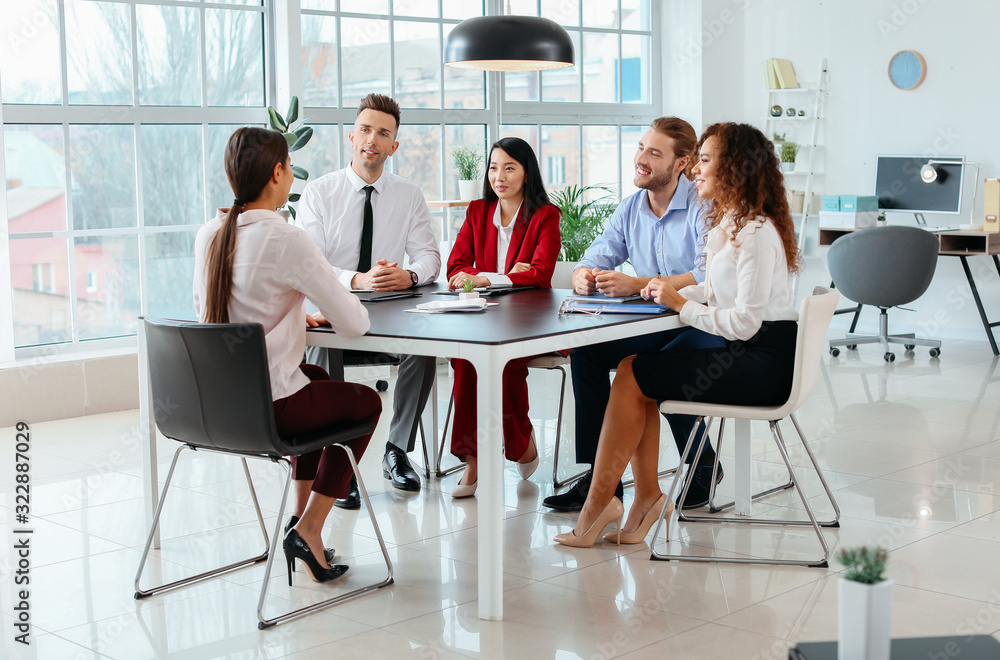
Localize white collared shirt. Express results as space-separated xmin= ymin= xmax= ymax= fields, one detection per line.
xmin=295 ymin=164 xmax=441 ymax=294
xmin=193 ymin=209 xmax=370 ymax=400
xmin=678 ymin=216 xmax=798 ymax=341
xmin=480 ymin=200 xmax=522 ymax=287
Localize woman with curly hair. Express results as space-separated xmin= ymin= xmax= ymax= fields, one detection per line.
xmin=554 ymin=122 xmax=800 ymax=548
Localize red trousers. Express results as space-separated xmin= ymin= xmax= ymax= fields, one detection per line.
xmin=450 ymin=357 xmax=533 ymax=461
xmin=274 ymin=364 xmax=382 ymax=498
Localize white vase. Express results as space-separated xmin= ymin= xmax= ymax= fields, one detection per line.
xmin=458 ymin=291 xmax=479 ymax=300
xmin=781 ymin=161 xmax=796 ymax=173
xmin=838 ymin=578 xmax=893 ymax=660
xmin=458 ymin=179 xmax=479 ymax=202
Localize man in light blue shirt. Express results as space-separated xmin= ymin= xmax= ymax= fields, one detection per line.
xmin=545 ymin=117 xmax=726 ymax=513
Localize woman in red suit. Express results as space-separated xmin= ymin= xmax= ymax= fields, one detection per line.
xmin=446 ymin=136 xmax=561 ymax=498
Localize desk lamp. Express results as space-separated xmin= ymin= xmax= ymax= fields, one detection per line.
xmin=921 ymin=159 xmax=982 ymax=227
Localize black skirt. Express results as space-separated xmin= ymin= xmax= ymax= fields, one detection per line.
xmin=631 ymin=320 xmax=798 ymax=407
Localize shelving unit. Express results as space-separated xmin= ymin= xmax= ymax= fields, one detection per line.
xmin=764 ymin=58 xmax=829 ymax=252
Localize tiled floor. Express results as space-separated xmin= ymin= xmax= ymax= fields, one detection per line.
xmin=2 ymin=339 xmax=1000 ymax=658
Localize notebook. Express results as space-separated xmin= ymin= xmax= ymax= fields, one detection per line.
xmin=352 ymin=290 xmax=422 ymax=302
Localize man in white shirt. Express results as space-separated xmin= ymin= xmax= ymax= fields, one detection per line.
xmin=297 ymin=93 xmax=441 ymax=503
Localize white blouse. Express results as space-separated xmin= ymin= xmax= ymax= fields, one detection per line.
xmin=678 ymin=216 xmax=798 ymax=341
xmin=194 ymin=209 xmax=370 ymax=400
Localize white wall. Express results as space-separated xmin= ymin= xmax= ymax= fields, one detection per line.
xmin=697 ymin=0 xmax=1000 ymax=341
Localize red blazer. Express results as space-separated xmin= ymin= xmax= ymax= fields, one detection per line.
xmin=447 ymin=199 xmax=561 ymax=289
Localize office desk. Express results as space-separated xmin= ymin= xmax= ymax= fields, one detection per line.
xmin=818 ymin=227 xmax=1000 ymax=354
xmin=789 ymin=634 xmax=1000 ymax=659
xmin=138 ymin=287 xmax=684 ymax=621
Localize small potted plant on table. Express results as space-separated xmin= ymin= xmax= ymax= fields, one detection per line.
xmin=838 ymin=545 xmax=892 ymax=660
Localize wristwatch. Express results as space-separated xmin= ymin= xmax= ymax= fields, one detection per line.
xmin=407 ymin=270 xmax=418 ymax=288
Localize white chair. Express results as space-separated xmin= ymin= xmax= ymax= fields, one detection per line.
xmin=649 ymin=287 xmax=842 ymax=568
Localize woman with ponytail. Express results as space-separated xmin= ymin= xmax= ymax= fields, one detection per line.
xmin=193 ymin=126 xmax=381 ymax=584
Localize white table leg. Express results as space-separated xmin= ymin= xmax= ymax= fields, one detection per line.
xmin=137 ymin=320 xmax=160 ymax=548
xmin=734 ymin=418 xmax=752 ymax=516
xmin=472 ymin=349 xmax=505 ymax=621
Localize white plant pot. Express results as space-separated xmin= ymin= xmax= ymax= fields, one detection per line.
xmin=458 ymin=179 xmax=480 ymax=202
xmin=781 ymin=161 xmax=796 ymax=173
xmin=458 ymin=291 xmax=479 ymax=300
xmin=838 ymin=578 xmax=893 ymax=660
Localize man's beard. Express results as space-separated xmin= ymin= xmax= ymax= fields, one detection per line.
xmin=634 ymin=169 xmax=674 ymax=192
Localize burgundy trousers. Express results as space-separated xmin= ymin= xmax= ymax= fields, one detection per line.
xmin=273 ymin=364 xmax=382 ymax=498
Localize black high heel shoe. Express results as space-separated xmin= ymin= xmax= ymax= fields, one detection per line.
xmin=283 ymin=529 xmax=349 ymax=585
xmin=285 ymin=515 xmax=335 ymax=563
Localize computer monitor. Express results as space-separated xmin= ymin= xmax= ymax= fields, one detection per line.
xmin=874 ymin=155 xmax=965 ymax=218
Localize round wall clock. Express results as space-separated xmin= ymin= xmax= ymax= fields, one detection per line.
xmin=888 ymin=50 xmax=926 ymax=90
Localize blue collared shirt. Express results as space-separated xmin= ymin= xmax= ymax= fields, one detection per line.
xmin=579 ymin=175 xmax=707 ymax=283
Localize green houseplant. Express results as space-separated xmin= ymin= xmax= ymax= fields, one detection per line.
xmin=452 ymin=146 xmax=484 ymax=202
xmin=267 ymin=96 xmax=312 ymax=219
xmin=780 ymin=140 xmax=799 ymax=173
xmin=838 ymin=546 xmax=892 ymax=660
xmin=550 ymin=184 xmax=617 ymax=262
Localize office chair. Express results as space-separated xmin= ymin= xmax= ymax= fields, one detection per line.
xmin=134 ymin=317 xmax=393 ymax=629
xmin=827 ymin=225 xmax=941 ymax=362
xmin=649 ymin=287 xmax=842 ymax=568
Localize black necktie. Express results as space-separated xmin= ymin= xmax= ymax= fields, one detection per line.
xmin=357 ymin=185 xmax=374 ymax=272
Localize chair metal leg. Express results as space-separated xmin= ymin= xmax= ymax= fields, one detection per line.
xmin=789 ymin=413 xmax=841 ymax=526
xmin=435 ymin=385 xmax=466 ymax=478
xmin=135 ymin=445 xmax=270 ymax=599
xmin=257 ymin=445 xmax=394 ymax=629
xmin=548 ymin=364 xmax=587 ymax=489
xmin=650 ymin=417 xmax=835 ymax=568
xmin=707 ymin=417 xmax=795 ymax=514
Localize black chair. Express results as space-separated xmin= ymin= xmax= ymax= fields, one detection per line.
xmin=827 ymin=226 xmax=942 ymax=362
xmin=133 ymin=317 xmax=393 ymax=629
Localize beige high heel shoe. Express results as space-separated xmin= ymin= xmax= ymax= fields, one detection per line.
xmin=452 ymin=466 xmax=478 ymax=498
xmin=553 ymin=497 xmax=625 ymax=548
xmin=603 ymin=493 xmax=672 ymax=544
xmin=517 ymin=431 xmax=539 ymax=480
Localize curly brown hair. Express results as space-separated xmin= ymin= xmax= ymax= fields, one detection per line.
xmin=698 ymin=122 xmax=800 ymax=273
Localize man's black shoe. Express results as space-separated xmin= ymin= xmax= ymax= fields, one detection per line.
xmin=677 ymin=464 xmax=724 ymax=510
xmin=334 ymin=475 xmax=361 ymax=510
xmin=542 ymin=469 xmax=624 ymax=512
xmin=382 ymin=446 xmax=421 ymax=491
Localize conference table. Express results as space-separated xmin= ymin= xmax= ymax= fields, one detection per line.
xmin=138 ymin=286 xmax=689 ymax=621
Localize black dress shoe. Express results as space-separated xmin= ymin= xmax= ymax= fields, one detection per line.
xmin=284 ymin=516 xmax=335 ymax=563
xmin=677 ymin=464 xmax=724 ymax=510
xmin=382 ymin=446 xmax=421 ymax=491
xmin=334 ymin=476 xmax=361 ymax=510
xmin=542 ymin=469 xmax=624 ymax=512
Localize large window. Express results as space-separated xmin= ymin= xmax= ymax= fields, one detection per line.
xmin=1 ymin=0 xmax=659 ymax=356
xmin=1 ymin=0 xmax=267 ymax=353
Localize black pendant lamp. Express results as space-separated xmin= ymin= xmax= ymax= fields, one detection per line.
xmin=444 ymin=15 xmax=574 ymax=72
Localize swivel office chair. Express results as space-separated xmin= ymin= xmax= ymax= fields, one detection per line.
xmin=827 ymin=225 xmax=941 ymax=362
xmin=134 ymin=317 xmax=394 ymax=629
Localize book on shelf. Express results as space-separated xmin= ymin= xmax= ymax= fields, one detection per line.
xmin=773 ymin=58 xmax=799 ymax=88
xmin=763 ymin=59 xmax=779 ymax=89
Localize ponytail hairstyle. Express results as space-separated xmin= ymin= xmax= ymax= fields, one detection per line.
xmin=482 ymin=136 xmax=551 ymax=222
xmin=202 ymin=126 xmax=289 ymax=323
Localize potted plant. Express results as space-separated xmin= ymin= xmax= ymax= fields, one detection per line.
xmin=838 ymin=546 xmax=892 ymax=660
xmin=267 ymin=96 xmax=313 ymax=220
xmin=452 ymin=146 xmax=484 ymax=202
xmin=780 ymin=140 xmax=799 ymax=173
xmin=548 ymin=184 xmax=617 ymax=286
xmin=458 ymin=278 xmax=479 ymax=300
